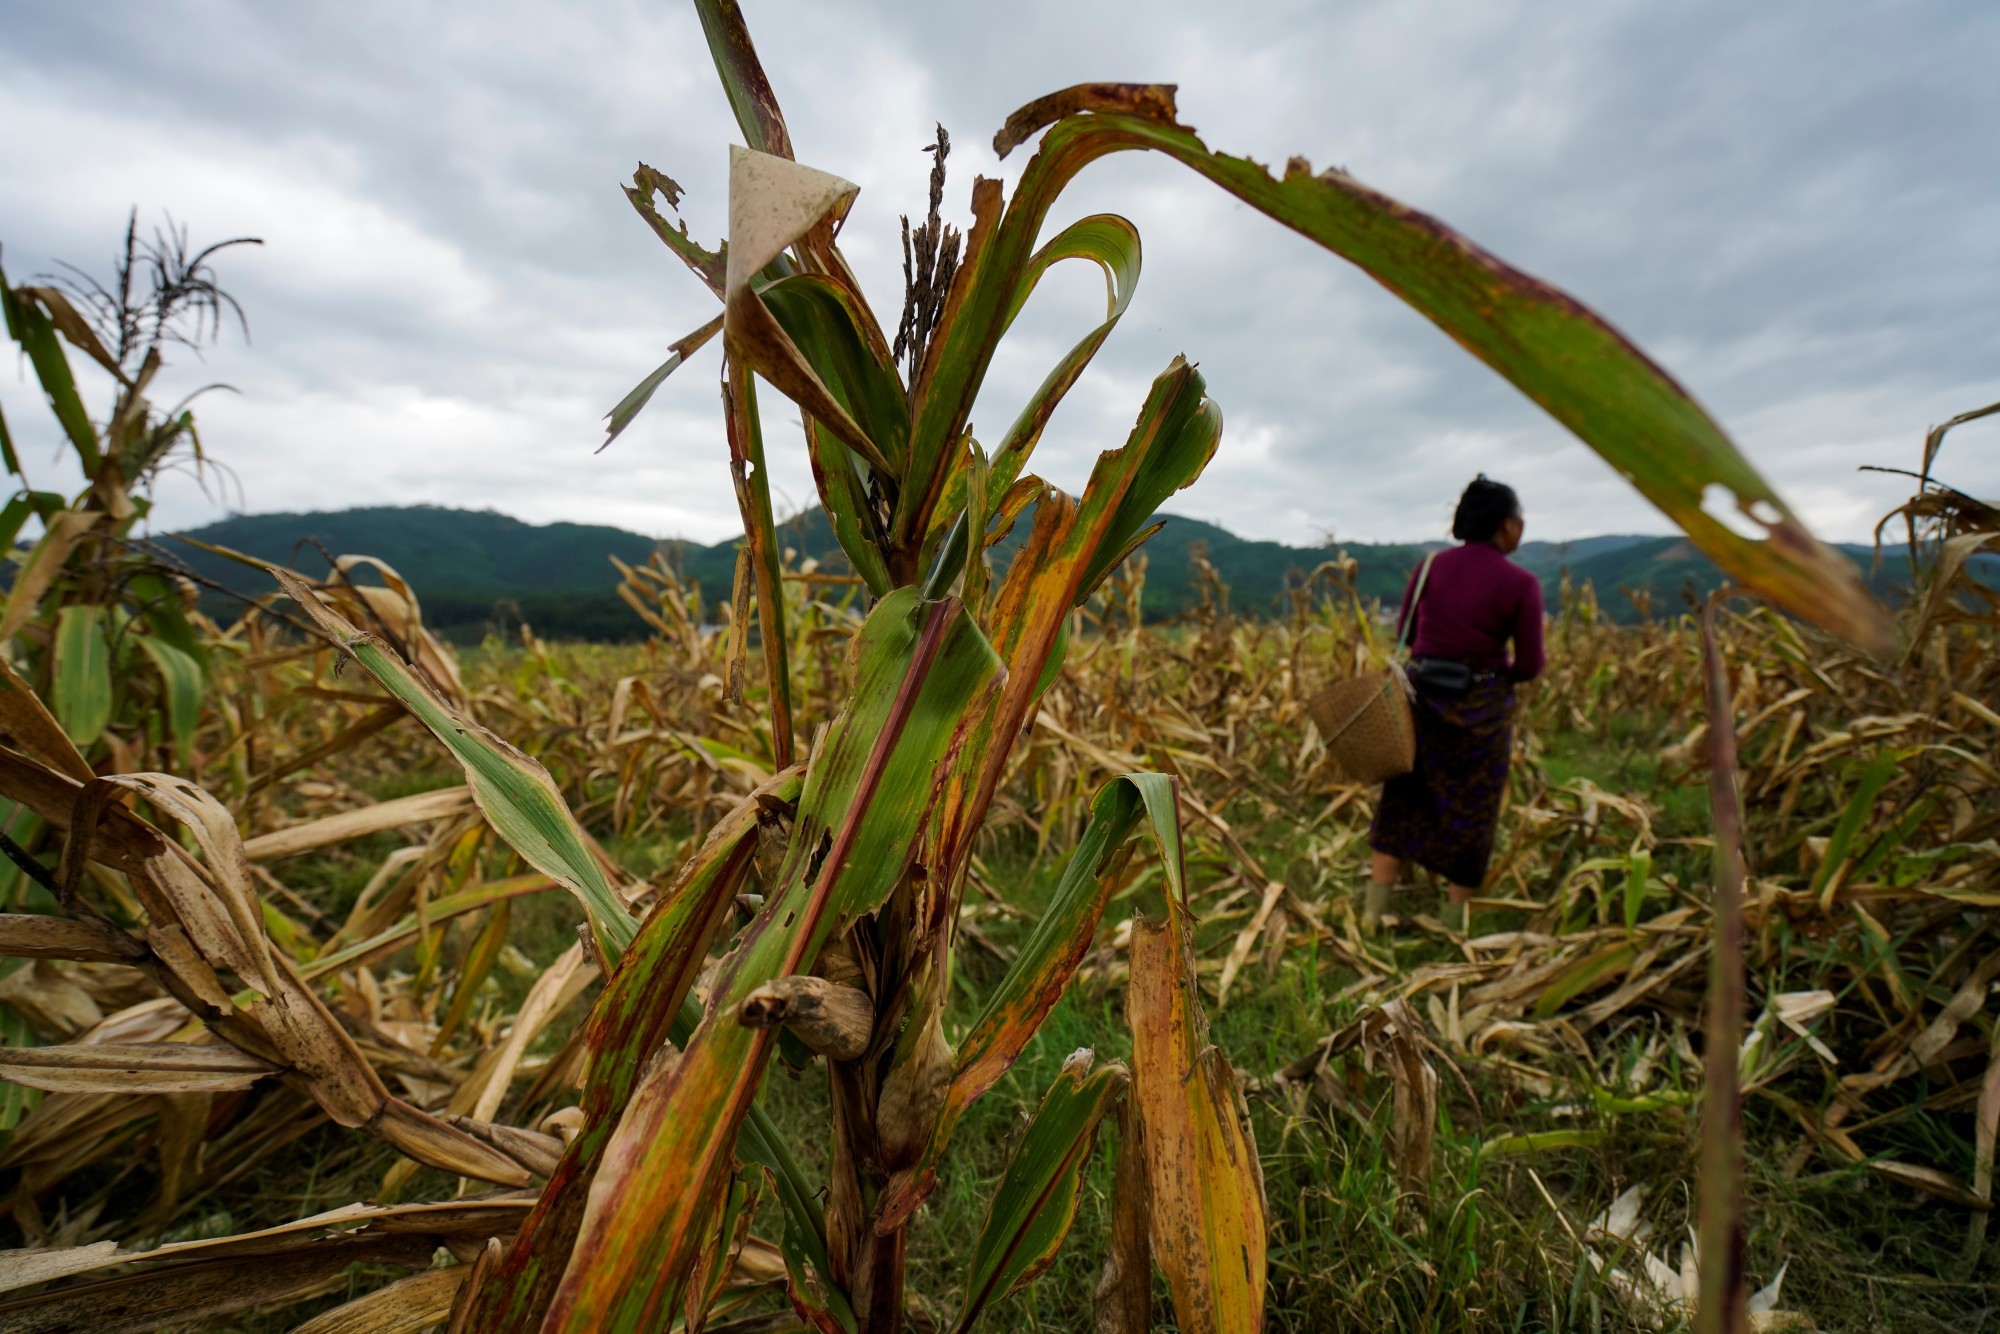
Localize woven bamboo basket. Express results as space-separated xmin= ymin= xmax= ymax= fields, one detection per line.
xmin=1306 ymin=667 xmax=1415 ymax=784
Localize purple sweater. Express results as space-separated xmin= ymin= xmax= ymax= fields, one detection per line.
xmin=1395 ymin=542 xmax=1546 ymax=682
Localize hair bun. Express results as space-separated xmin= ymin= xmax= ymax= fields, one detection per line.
xmin=1452 ymin=476 xmax=1520 ymax=542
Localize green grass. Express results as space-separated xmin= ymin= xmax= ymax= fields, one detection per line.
xmin=34 ymin=725 xmax=1999 ymax=1332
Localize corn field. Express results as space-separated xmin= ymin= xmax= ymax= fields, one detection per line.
xmin=1 ymin=1 xmax=1996 ymax=1331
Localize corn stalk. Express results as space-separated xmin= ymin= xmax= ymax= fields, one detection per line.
xmin=441 ymin=2 xmax=1884 ymax=1328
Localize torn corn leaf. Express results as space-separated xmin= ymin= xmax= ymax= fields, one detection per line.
xmin=972 ymin=85 xmax=1890 ymax=652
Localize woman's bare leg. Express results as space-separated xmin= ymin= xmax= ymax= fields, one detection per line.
xmin=1363 ymin=852 xmax=1403 ymax=930
xmin=1445 ymin=881 xmax=1477 ymax=931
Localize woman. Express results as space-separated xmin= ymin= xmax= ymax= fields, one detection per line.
xmin=1365 ymin=475 xmax=1545 ymax=928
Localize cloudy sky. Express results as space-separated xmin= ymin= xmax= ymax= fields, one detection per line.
xmin=2 ymin=1 xmax=1996 ymax=547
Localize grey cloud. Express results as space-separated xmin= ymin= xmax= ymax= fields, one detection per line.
xmin=1 ymin=0 xmax=1994 ymax=551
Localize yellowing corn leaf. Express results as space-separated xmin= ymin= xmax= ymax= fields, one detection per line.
xmin=926 ymin=359 xmax=1220 ymax=891
xmin=1128 ymin=903 xmax=1266 ymax=1334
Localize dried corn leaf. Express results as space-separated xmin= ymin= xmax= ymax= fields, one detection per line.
xmin=241 ymin=786 xmax=475 ymax=862
xmin=0 ymin=655 xmax=92 ymax=780
xmin=0 ymin=1040 xmax=277 ymax=1093
xmin=287 ymin=1263 xmax=468 ymax=1334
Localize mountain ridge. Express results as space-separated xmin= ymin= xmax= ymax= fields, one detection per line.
xmin=160 ymin=503 xmax=1917 ymax=642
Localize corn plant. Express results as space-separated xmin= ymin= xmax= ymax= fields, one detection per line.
xmin=429 ymin=3 xmax=1894 ymax=1329
xmin=0 ymin=214 xmax=261 ymax=791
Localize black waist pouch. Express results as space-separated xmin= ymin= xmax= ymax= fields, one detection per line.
xmin=1409 ymin=658 xmax=1477 ymax=698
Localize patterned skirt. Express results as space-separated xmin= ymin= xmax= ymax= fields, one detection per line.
xmin=1368 ymin=675 xmax=1516 ymax=889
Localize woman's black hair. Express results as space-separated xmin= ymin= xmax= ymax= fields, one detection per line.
xmin=1451 ymin=474 xmax=1520 ymax=543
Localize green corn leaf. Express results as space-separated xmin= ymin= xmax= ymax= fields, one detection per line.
xmin=135 ymin=635 xmax=203 ymax=768
xmin=273 ymin=569 xmax=637 ymax=956
xmin=1810 ymin=748 xmax=1910 ymax=902
xmin=1480 ymin=1129 xmax=1609 ymax=1158
xmin=544 ymin=591 xmax=998 ymax=1332
xmin=125 ymin=572 xmax=208 ymax=670
xmin=880 ymin=771 xmax=1179 ymax=1231
xmin=1623 ymin=847 xmax=1653 ymax=933
xmin=1029 ymin=617 xmax=1070 ymax=704
xmin=1533 ymin=942 xmax=1638 ymax=1019
xmin=0 ymin=1001 xmax=41 ymax=1143
xmin=0 ymin=406 xmax=19 ymax=477
xmin=779 ymin=1217 xmax=857 ymax=1334
xmin=1074 ymin=365 xmax=1222 ymax=600
xmin=982 ymin=214 xmax=1143 ymax=515
xmin=601 ymin=314 xmax=723 ymax=450
xmin=763 ymin=275 xmax=908 ymax=469
xmin=917 ymin=86 xmax=1888 ymax=652
xmin=954 ymin=1052 xmax=1128 ymax=1332
xmin=52 ymin=605 xmax=112 ymax=747
xmin=805 ymin=418 xmax=895 ymax=596
xmin=0 ymin=494 xmax=33 ymax=559
xmin=0 ymin=271 xmax=99 ymax=474
xmin=1852 ymin=790 xmax=1938 ymax=883
xmin=906 ymin=213 xmax=1142 ymax=557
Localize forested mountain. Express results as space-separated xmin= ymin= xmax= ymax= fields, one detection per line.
xmin=160 ymin=504 xmax=1917 ymax=641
